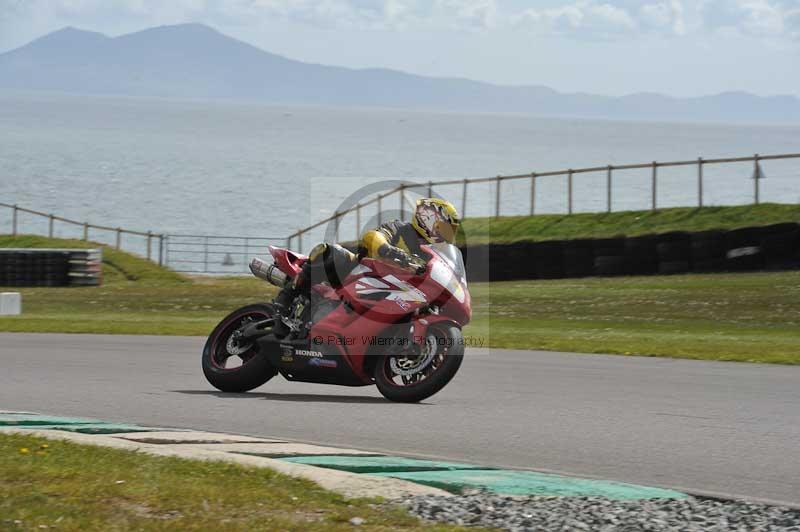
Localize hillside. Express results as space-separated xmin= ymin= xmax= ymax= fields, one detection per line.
xmin=460 ymin=203 xmax=800 ymax=245
xmin=1 ymin=24 xmax=799 ymax=123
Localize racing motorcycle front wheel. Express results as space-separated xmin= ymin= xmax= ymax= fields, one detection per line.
xmin=202 ymin=303 xmax=278 ymax=393
xmin=374 ymin=324 xmax=464 ymax=403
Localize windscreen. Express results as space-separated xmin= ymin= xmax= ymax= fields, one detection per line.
xmin=429 ymin=242 xmax=467 ymax=283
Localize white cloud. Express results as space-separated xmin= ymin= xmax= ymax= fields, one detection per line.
xmin=739 ymin=0 xmax=785 ymax=34
xmin=511 ymin=0 xmax=800 ymax=41
xmin=787 ymin=8 xmax=800 ymax=38
xmin=4 ymin=0 xmax=800 ymax=44
xmin=435 ymin=0 xmax=498 ymax=29
xmin=700 ymin=0 xmax=797 ymax=38
xmin=515 ymin=1 xmax=639 ymax=39
xmin=640 ymin=0 xmax=687 ymax=35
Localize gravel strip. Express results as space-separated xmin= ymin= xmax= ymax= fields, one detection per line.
xmin=403 ymin=491 xmax=800 ymax=531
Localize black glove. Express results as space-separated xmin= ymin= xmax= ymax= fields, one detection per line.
xmin=381 ymin=245 xmax=411 ymax=265
xmin=381 ymin=245 xmax=425 ymax=274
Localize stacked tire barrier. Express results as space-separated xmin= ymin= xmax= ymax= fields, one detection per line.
xmin=462 ymin=223 xmax=800 ymax=282
xmin=0 ymin=249 xmax=102 ymax=287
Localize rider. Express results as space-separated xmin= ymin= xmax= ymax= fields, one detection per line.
xmin=271 ymin=197 xmax=461 ymax=337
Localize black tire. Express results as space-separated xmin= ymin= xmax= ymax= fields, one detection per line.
xmin=375 ymin=324 xmax=464 ymax=403
xmin=760 ymin=223 xmax=799 ymax=237
xmin=594 ymin=255 xmax=627 ymax=276
xmin=691 ymin=230 xmax=726 ymax=262
xmin=725 ymin=227 xmax=764 ymax=271
xmin=656 ymin=232 xmax=691 ymax=262
xmin=592 ymin=237 xmax=626 ymax=257
xmin=532 ymin=241 xmax=565 ymax=279
xmin=762 ymin=230 xmax=799 ymax=259
xmin=761 ymin=230 xmax=800 ymax=270
xmin=659 ymin=261 xmax=690 ymax=275
xmin=563 ymin=240 xmax=594 ymax=278
xmin=488 ymin=243 xmax=513 ymax=281
xmin=625 ymin=235 xmax=658 ymax=275
xmin=202 ymin=304 xmax=279 ymax=393
xmin=489 ymin=243 xmax=530 ymax=281
xmin=463 ymin=244 xmax=491 ymax=283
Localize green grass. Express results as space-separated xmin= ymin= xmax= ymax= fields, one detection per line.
xmin=460 ymin=203 xmax=800 ymax=245
xmin=0 ymin=433 xmax=468 ymax=532
xmin=1 ymin=235 xmax=799 ymax=364
xmin=468 ymin=272 xmax=800 ymax=365
xmin=0 ymin=274 xmax=272 ymax=335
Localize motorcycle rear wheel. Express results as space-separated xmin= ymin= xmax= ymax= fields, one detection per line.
xmin=374 ymin=324 xmax=464 ymax=403
xmin=202 ymin=303 xmax=278 ymax=393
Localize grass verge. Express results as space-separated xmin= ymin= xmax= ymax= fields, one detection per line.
xmin=468 ymin=271 xmax=800 ymax=364
xmin=460 ymin=203 xmax=800 ymax=245
xmin=0 ymin=432 xmax=466 ymax=531
xmin=2 ymin=235 xmax=799 ymax=364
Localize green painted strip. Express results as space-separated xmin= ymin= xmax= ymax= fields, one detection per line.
xmin=370 ymin=469 xmax=688 ymax=500
xmin=0 ymin=413 xmax=157 ymax=434
xmin=280 ymin=454 xmax=686 ymax=499
xmin=0 ymin=414 xmax=103 ymax=426
xmin=8 ymin=423 xmax=154 ymax=434
xmin=280 ymin=455 xmax=487 ymax=474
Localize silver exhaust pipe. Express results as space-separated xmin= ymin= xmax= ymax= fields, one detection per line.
xmin=249 ymin=257 xmax=288 ymax=287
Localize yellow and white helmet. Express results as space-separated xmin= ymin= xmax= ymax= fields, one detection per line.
xmin=411 ymin=198 xmax=461 ymax=244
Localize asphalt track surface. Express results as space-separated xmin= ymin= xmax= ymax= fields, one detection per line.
xmin=2 ymin=333 xmax=799 ymax=506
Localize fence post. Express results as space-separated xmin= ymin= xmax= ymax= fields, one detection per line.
xmin=48 ymin=214 xmax=54 ymax=238
xmin=427 ymin=181 xmax=433 ymax=197
xmin=158 ymin=235 xmax=164 ymax=266
xmin=461 ymin=179 xmax=468 ymax=218
xmin=529 ymin=173 xmax=536 ymax=216
xmin=83 ymin=222 xmax=88 ymax=241
xmin=399 ymin=186 xmax=405 ymax=222
xmin=377 ymin=195 xmax=383 ymax=225
xmin=754 ymin=153 xmax=761 ymax=205
xmin=116 ymin=228 xmax=121 ymax=249
xmin=203 ymin=236 xmax=209 ymax=273
xmin=334 ymin=212 xmax=340 ymax=242
xmin=651 ymin=161 xmax=658 ymax=210
xmin=607 ymin=166 xmax=613 ymax=213
xmin=298 ymin=230 xmax=303 ymax=254
xmin=286 ymin=235 xmax=292 ymax=250
xmin=495 ymin=176 xmax=501 ymax=218
xmin=697 ymin=158 xmax=704 ymax=208
xmin=147 ymin=231 xmax=152 ymax=261
xmin=355 ymin=203 xmax=361 ymax=240
xmin=12 ymin=205 xmax=18 ymax=236
xmin=568 ymin=170 xmax=574 ymax=215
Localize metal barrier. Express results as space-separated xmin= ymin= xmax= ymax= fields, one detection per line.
xmin=164 ymin=234 xmax=286 ymax=274
xmin=287 ymin=152 xmax=800 ymax=253
xmin=5 ymin=151 xmax=800 ymax=270
xmin=0 ymin=201 xmax=165 ymax=265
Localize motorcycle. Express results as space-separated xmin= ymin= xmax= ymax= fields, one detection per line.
xmin=201 ymin=242 xmax=471 ymax=402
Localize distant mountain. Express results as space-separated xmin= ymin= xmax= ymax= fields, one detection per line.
xmin=1 ymin=23 xmax=798 ymax=124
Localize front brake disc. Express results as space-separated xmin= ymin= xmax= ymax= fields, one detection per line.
xmin=389 ymin=337 xmax=437 ymax=377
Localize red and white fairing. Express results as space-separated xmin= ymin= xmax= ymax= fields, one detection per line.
xmin=266 ymin=243 xmax=471 ymax=384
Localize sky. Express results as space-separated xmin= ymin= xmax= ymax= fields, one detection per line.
xmin=1 ymin=0 xmax=798 ymax=97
